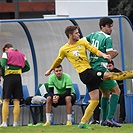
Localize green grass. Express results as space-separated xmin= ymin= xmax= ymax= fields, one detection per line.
xmin=0 ymin=124 xmax=133 ymax=133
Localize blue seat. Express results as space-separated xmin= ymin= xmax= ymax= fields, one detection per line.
xmin=0 ymin=85 xmax=2 ymax=100
xmin=82 ymin=88 xmax=90 ymax=105
xmin=0 ymin=85 xmax=2 ymax=105
xmin=22 ymin=85 xmax=30 ymax=100
xmin=72 ymin=83 xmax=81 ymax=103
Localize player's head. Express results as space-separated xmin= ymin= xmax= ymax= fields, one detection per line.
xmin=54 ymin=64 xmax=63 ymax=79
xmin=99 ymin=17 xmax=113 ymax=35
xmin=99 ymin=17 xmax=113 ymax=29
xmin=65 ymin=25 xmax=80 ymax=41
xmin=3 ymin=43 xmax=13 ymax=52
xmin=107 ymin=60 xmax=114 ymax=71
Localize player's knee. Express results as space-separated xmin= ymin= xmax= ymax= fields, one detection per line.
xmin=102 ymin=91 xmax=110 ymax=98
xmin=4 ymin=98 xmax=10 ymax=102
xmin=111 ymin=85 xmax=121 ymax=95
xmin=47 ymin=96 xmax=53 ymax=102
xmin=65 ymin=96 xmax=72 ymax=102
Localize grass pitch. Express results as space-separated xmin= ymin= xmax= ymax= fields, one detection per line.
xmin=0 ymin=124 xmax=133 ymax=133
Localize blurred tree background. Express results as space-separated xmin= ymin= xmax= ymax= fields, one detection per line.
xmin=108 ymin=0 xmax=133 ymax=24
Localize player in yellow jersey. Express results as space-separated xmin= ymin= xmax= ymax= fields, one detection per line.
xmin=45 ymin=25 xmax=133 ymax=129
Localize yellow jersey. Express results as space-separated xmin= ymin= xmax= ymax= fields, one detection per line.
xmin=51 ymin=38 xmax=100 ymax=73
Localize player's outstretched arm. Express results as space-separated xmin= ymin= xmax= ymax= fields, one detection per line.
xmin=107 ymin=50 xmax=118 ymax=59
xmin=45 ymin=69 xmax=52 ymax=76
xmin=45 ymin=57 xmax=62 ymax=76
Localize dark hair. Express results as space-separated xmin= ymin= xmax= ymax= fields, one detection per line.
xmin=65 ymin=25 xmax=78 ymax=38
xmin=108 ymin=60 xmax=114 ymax=66
xmin=99 ymin=17 xmax=113 ymax=29
xmin=2 ymin=43 xmax=13 ymax=52
xmin=55 ymin=64 xmax=62 ymax=68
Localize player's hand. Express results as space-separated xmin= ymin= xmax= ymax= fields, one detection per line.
xmin=53 ymin=95 xmax=59 ymax=104
xmin=45 ymin=69 xmax=51 ymax=76
xmin=103 ymin=54 xmax=111 ymax=61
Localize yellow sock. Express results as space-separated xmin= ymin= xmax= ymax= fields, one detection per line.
xmin=13 ymin=100 xmax=20 ymax=122
xmin=2 ymin=100 xmax=9 ymax=122
xmin=109 ymin=70 xmax=133 ymax=80
xmin=81 ymin=100 xmax=99 ymax=123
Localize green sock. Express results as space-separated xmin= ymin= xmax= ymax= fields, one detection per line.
xmin=107 ymin=94 xmax=119 ymax=120
xmin=101 ymin=97 xmax=109 ymax=121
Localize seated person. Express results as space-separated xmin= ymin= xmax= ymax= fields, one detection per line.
xmin=43 ymin=64 xmax=76 ymax=126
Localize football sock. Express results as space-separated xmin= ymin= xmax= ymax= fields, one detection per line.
xmin=46 ymin=113 xmax=52 ymax=122
xmin=67 ymin=114 xmax=72 ymax=121
xmin=2 ymin=100 xmax=9 ymax=122
xmin=101 ymin=97 xmax=109 ymax=121
xmin=107 ymin=94 xmax=119 ymax=120
xmin=81 ymin=100 xmax=99 ymax=123
xmin=109 ymin=70 xmax=133 ymax=80
xmin=13 ymin=100 xmax=20 ymax=122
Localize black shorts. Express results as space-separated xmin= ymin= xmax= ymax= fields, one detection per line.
xmin=52 ymin=93 xmax=76 ymax=107
xmin=3 ymin=74 xmax=23 ymax=100
xmin=79 ymin=68 xmax=104 ymax=92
